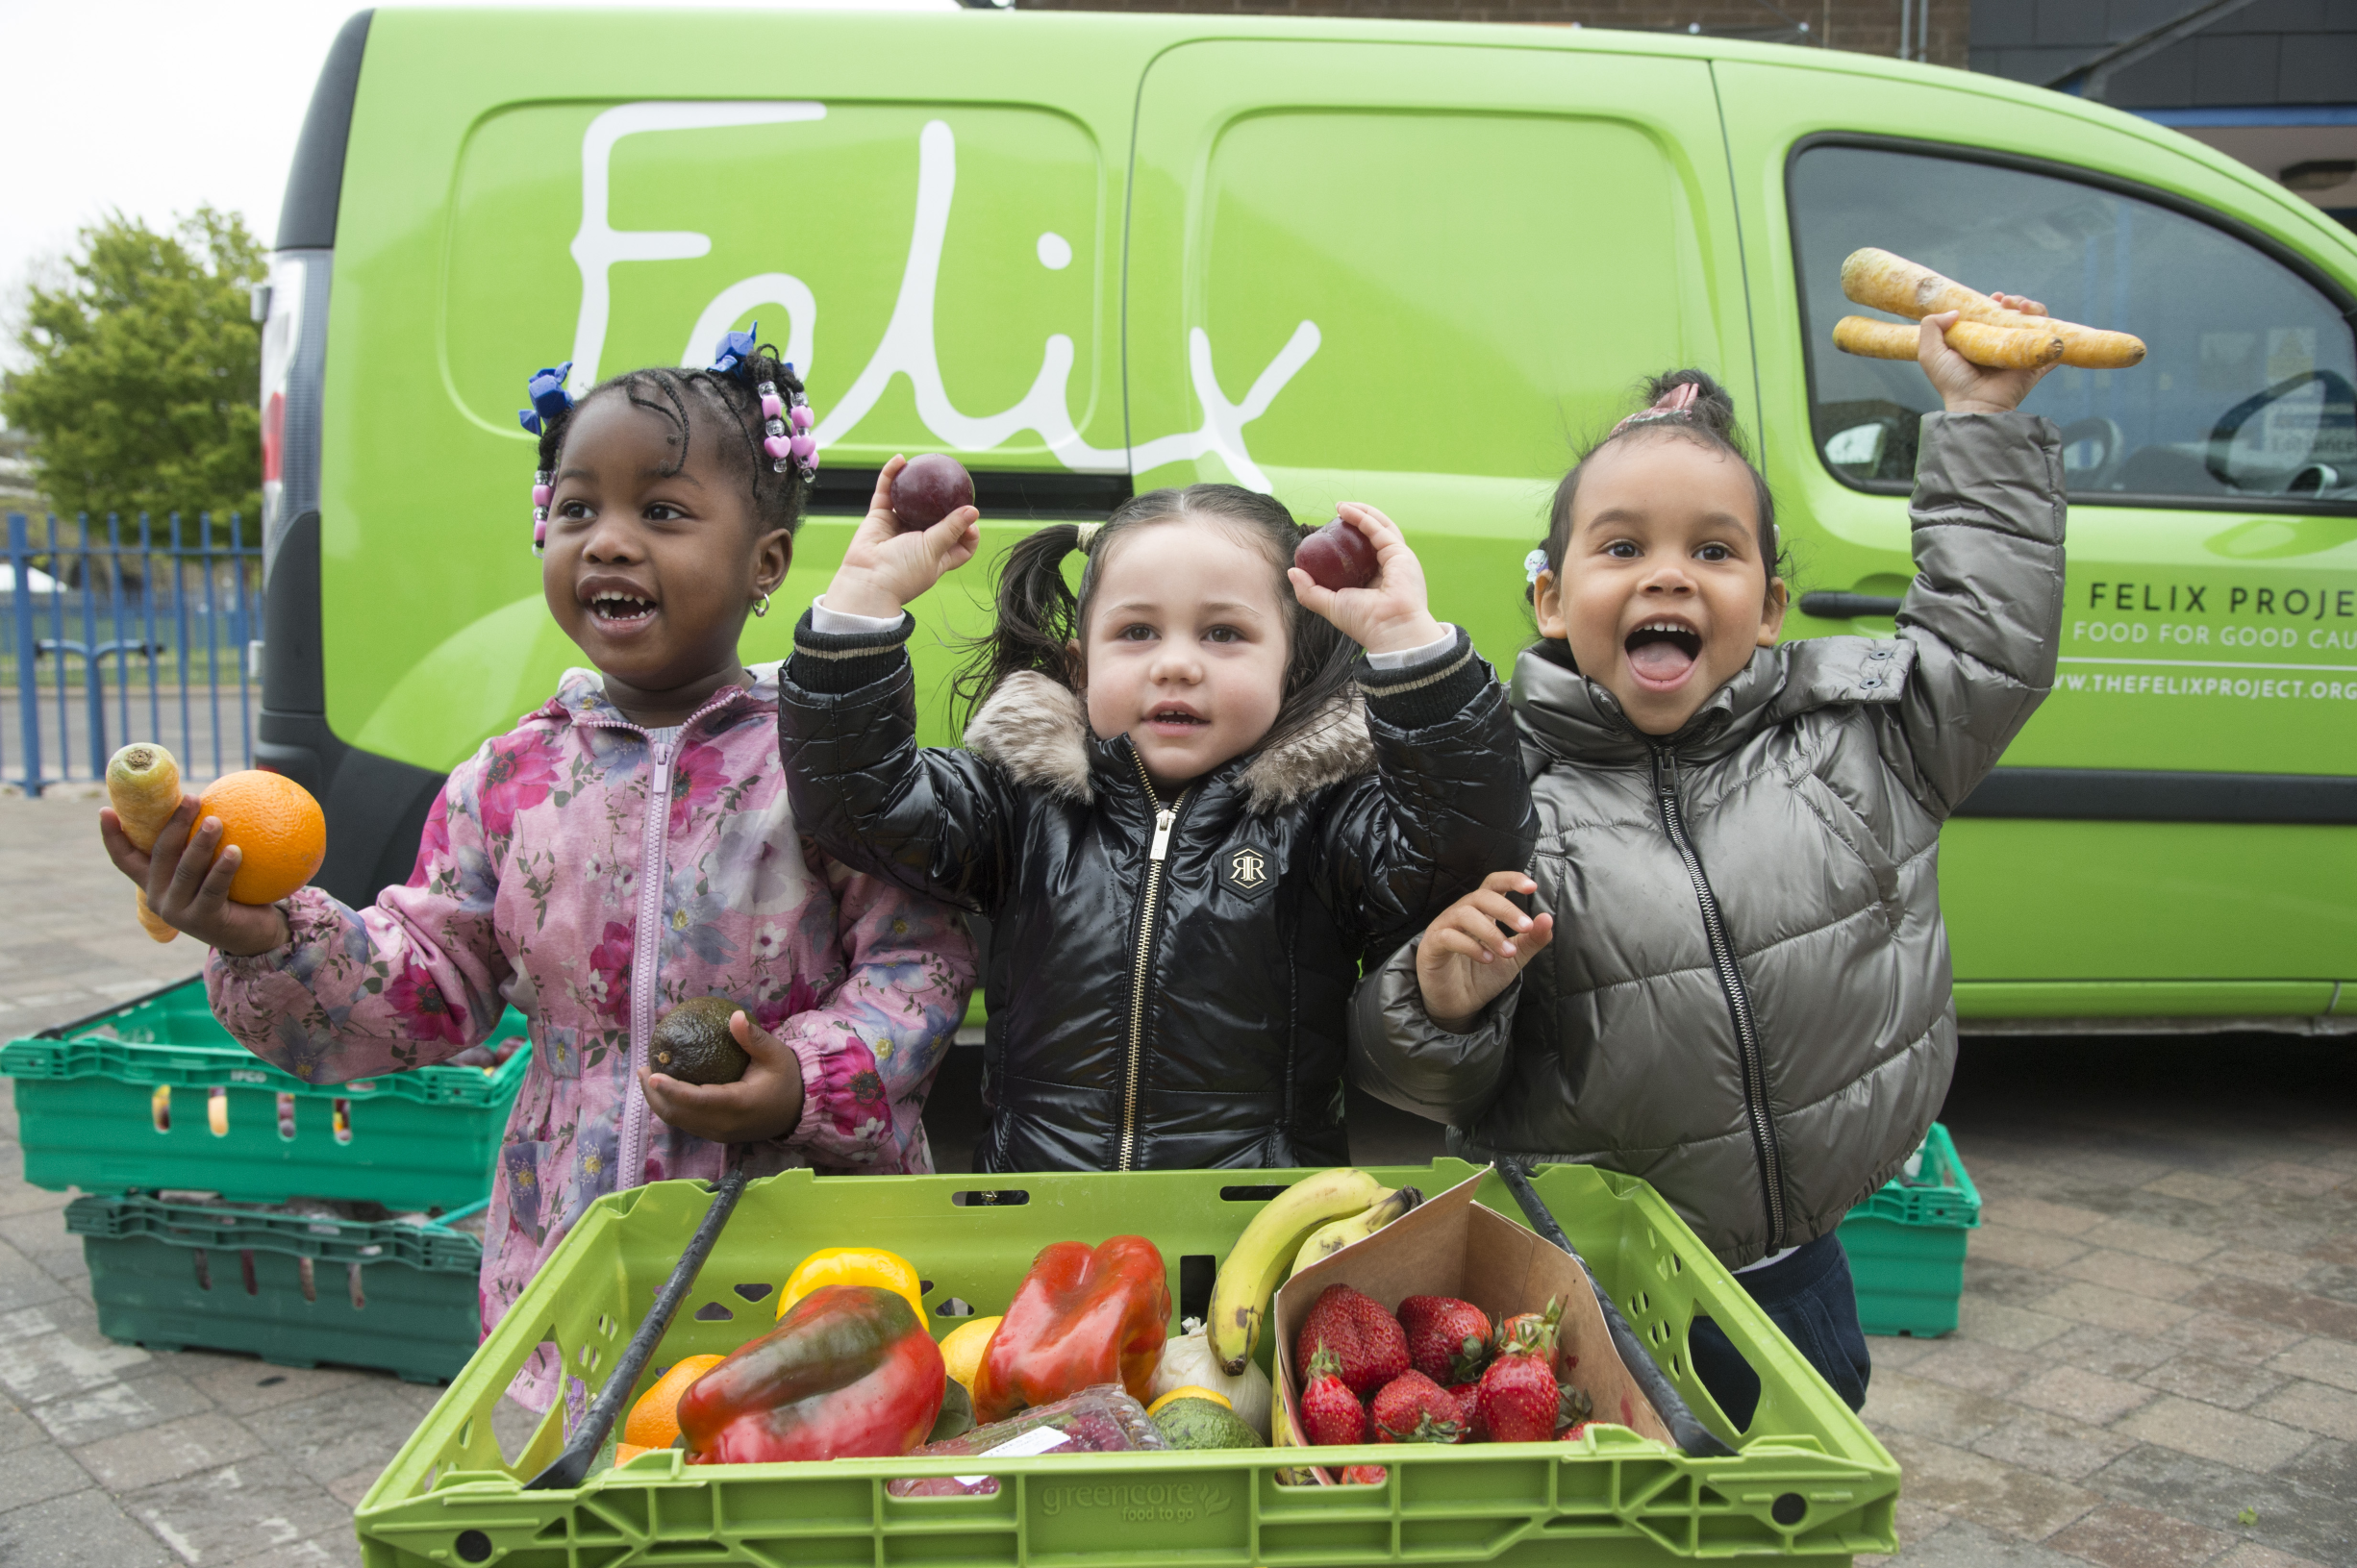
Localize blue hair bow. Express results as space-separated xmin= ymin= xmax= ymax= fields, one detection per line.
xmin=517 ymin=362 xmax=575 ymax=436
xmin=710 ymin=323 xmax=762 ymax=381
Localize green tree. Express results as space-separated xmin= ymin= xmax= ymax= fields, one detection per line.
xmin=1 ymin=207 xmax=265 ymax=530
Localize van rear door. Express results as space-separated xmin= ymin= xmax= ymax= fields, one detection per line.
xmin=1124 ymin=36 xmax=1755 ymax=668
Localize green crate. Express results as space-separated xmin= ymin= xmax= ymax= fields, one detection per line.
xmin=1839 ymin=1124 xmax=1981 ymax=1338
xmin=65 ymin=1190 xmax=486 ymax=1384
xmin=2 ymin=977 xmax=531 ymax=1210
xmin=358 ymin=1160 xmax=1898 ymax=1567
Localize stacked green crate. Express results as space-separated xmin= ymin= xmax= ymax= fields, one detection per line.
xmin=1838 ymin=1122 xmax=1982 ymax=1337
xmin=2 ymin=977 xmax=529 ymax=1380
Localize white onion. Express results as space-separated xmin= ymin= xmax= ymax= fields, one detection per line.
xmin=1150 ymin=1326 xmax=1272 ymax=1440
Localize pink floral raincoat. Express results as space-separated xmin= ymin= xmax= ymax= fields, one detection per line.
xmin=206 ymin=666 xmax=975 ymax=1408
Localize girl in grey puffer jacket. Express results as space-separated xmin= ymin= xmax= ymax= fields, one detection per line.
xmin=1350 ymin=311 xmax=2066 ymax=1427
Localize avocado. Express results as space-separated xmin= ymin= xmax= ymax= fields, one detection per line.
xmin=1151 ymin=1397 xmax=1265 ymax=1451
xmin=649 ymin=996 xmax=752 ymax=1084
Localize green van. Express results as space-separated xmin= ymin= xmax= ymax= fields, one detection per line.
xmin=257 ymin=7 xmax=2355 ymax=1032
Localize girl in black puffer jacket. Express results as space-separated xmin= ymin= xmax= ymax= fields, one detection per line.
xmin=779 ymin=467 xmax=1534 ymax=1173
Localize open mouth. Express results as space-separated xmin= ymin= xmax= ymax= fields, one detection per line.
xmin=585 ymin=588 xmax=658 ymax=627
xmin=1146 ymin=705 xmax=1208 ymax=731
xmin=1624 ymin=620 xmax=1703 ymax=688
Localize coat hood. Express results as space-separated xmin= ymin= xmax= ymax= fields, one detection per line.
xmin=1510 ymin=637 xmax=1916 ymax=767
xmin=963 ymin=669 xmax=1374 ymax=811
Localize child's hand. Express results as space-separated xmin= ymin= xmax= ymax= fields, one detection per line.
xmin=1287 ymin=503 xmax=1449 ymax=657
xmin=821 ymin=456 xmax=981 ymax=620
xmin=99 ymin=796 xmax=290 ymax=957
xmin=1919 ymin=298 xmax=2057 ymax=415
xmin=640 ymin=1009 xmax=809 ymax=1145
xmin=1416 ymin=870 xmax=1554 ymax=1033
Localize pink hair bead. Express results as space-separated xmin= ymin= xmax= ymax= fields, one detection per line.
xmin=760 ymin=393 xmax=784 ymax=419
xmin=532 ymin=484 xmax=551 ymax=508
xmin=533 ymin=519 xmax=547 ymax=547
xmin=790 ymin=433 xmax=816 ymax=462
xmin=790 ymin=404 xmax=814 ymax=432
xmin=764 ymin=434 xmax=793 ymax=461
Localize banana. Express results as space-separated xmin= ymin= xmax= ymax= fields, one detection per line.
xmin=1207 ymin=1166 xmax=1389 ymax=1375
xmin=1288 ymin=1185 xmax=1422 ymax=1280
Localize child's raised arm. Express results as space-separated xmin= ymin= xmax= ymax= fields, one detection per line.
xmin=1880 ymin=302 xmax=2069 ymax=814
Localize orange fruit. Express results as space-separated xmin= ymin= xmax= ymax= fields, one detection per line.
xmin=622 ymin=1354 xmax=725 ymax=1450
xmin=196 ymin=770 xmax=325 ymax=905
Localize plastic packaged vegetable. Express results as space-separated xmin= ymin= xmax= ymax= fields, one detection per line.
xmin=888 ymin=1385 xmax=1167 ymax=1498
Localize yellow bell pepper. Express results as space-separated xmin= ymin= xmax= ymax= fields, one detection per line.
xmin=776 ymin=1246 xmax=927 ymax=1325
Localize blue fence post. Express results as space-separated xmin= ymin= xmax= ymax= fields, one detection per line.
xmin=46 ymin=515 xmax=69 ymax=783
xmin=199 ymin=510 xmax=222 ymax=780
xmin=7 ymin=512 xmax=39 ymax=795
xmin=231 ymin=511 xmax=253 ymax=767
xmin=79 ymin=513 xmax=106 ymax=779
xmin=138 ymin=512 xmax=162 ymax=749
xmin=170 ymin=513 xmax=192 ymax=775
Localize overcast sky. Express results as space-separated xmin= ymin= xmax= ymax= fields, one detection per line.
xmin=0 ymin=0 xmax=956 ymax=376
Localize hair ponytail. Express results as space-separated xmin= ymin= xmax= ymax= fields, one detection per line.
xmin=952 ymin=522 xmax=1090 ymax=721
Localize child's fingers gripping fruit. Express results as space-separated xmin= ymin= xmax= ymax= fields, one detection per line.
xmin=1284 ymin=503 xmax=1450 ymax=658
xmin=98 ymin=794 xmax=289 ymax=958
xmin=1415 ymin=870 xmax=1556 ymax=1033
xmin=1917 ymin=301 xmax=2058 ymax=416
xmin=639 ymin=1007 xmax=810 ymax=1145
xmin=822 ymin=455 xmax=982 ymax=619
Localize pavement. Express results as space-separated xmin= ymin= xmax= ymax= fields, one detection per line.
xmin=0 ymin=786 xmax=2349 ymax=1566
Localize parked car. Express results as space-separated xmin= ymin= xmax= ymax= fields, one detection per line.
xmin=258 ymin=6 xmax=2354 ymax=1030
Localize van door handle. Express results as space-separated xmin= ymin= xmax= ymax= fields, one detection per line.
xmin=1799 ymin=591 xmax=1903 ymax=618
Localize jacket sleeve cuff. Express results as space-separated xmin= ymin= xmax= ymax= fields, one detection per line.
xmin=790 ymin=607 xmax=915 ymax=695
xmin=1354 ymin=627 xmax=1491 ymax=730
xmin=207 ymin=887 xmax=339 ymax=980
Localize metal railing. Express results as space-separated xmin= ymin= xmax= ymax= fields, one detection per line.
xmin=4 ymin=511 xmax=262 ymax=796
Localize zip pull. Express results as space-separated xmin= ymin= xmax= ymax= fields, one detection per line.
xmin=1149 ymin=809 xmax=1175 ymax=862
xmin=652 ymin=739 xmax=673 ymax=767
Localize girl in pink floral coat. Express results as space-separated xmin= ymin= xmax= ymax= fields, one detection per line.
xmin=104 ymin=336 xmax=975 ymax=1409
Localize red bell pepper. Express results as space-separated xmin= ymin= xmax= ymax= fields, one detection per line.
xmin=972 ymin=1235 xmax=1169 ymax=1423
xmin=677 ymin=1284 xmax=945 ymax=1463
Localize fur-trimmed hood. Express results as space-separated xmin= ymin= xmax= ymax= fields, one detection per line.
xmin=963 ymin=669 xmax=1373 ymax=812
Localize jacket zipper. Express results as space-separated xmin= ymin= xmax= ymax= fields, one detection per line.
xmin=616 ymin=734 xmax=677 ymax=1192
xmin=1117 ymin=749 xmax=1187 ymax=1172
xmin=1647 ymin=745 xmax=1788 ymax=1251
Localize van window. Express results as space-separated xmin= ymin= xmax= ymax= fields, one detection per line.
xmin=1189 ymin=111 xmax=1698 ymax=483
xmin=1790 ymin=143 xmax=2357 ymax=509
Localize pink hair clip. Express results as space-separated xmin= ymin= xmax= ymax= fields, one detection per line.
xmin=1609 ymin=381 xmax=1700 ymax=438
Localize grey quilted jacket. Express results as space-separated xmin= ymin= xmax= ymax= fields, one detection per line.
xmin=1349 ymin=411 xmax=2065 ymax=1268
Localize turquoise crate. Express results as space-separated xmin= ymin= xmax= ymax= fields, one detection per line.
xmin=1839 ymin=1123 xmax=1981 ymax=1337
xmin=359 ymin=1160 xmax=1900 ymax=1567
xmin=3 ymin=976 xmax=530 ymax=1210
xmin=66 ymin=1190 xmax=485 ymax=1383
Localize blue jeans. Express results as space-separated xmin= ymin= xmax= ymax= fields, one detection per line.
xmin=1687 ymin=1231 xmax=1871 ymax=1431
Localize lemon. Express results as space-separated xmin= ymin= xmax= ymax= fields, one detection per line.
xmin=937 ymin=1315 xmax=1003 ymax=1391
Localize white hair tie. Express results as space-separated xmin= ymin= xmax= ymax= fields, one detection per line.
xmin=1524 ymin=548 xmax=1551 ymax=585
xmin=1074 ymin=522 xmax=1104 ymax=550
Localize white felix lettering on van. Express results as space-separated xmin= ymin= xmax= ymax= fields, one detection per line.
xmin=565 ymin=101 xmax=830 ymax=392
xmin=566 ymin=108 xmax=1318 ymax=490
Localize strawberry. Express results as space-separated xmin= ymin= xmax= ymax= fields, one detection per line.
xmin=1296 ymin=1283 xmax=1410 ymax=1398
xmin=1446 ymin=1381 xmax=1485 ymax=1439
xmin=1478 ymin=1297 xmax=1572 ymax=1444
xmin=1298 ymin=1345 xmax=1369 ymax=1446
xmin=1341 ymin=1464 xmax=1389 ymax=1485
xmin=1370 ymin=1370 xmax=1465 ymax=1443
xmin=1397 ymin=1295 xmax=1494 ymax=1385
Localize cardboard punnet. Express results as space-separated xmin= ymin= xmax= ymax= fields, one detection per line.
xmin=1271 ymin=1169 xmax=1676 ymax=1464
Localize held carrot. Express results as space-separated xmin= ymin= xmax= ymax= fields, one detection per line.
xmin=1834 ymin=314 xmax=2065 ymax=370
xmin=1840 ymin=247 xmax=2146 ymax=369
xmin=106 ymin=743 xmax=183 ymax=944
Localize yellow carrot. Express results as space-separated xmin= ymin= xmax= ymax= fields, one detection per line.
xmin=1834 ymin=314 xmax=2065 ymax=370
xmin=1840 ymin=247 xmax=2146 ymax=369
xmin=106 ymin=743 xmax=183 ymax=944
